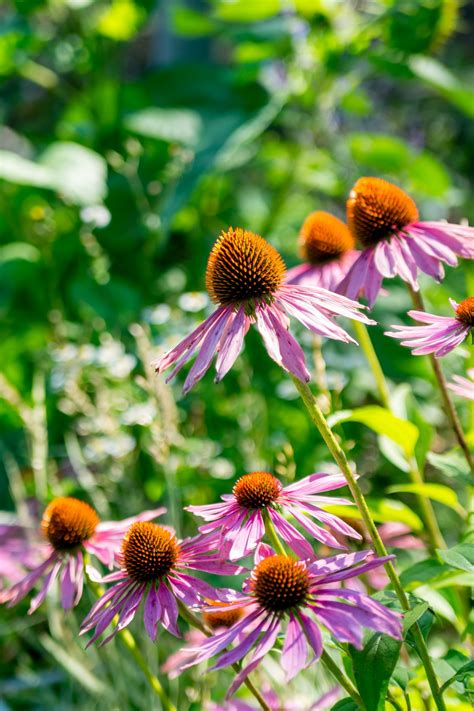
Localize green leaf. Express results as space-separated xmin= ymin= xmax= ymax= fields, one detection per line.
xmin=400 ymin=558 xmax=450 ymax=588
xmin=0 ymin=243 xmax=41 ymax=264
xmin=330 ymin=700 xmax=359 ymax=711
xmin=440 ymin=661 xmax=474 ymax=694
xmin=409 ymin=55 xmax=474 ymax=117
xmin=329 ymin=406 xmax=419 ymax=457
xmin=213 ymin=0 xmax=280 ymax=22
xmin=427 ymin=450 xmax=471 ymax=484
xmin=0 ymin=143 xmax=107 ymax=206
xmin=438 ymin=544 xmax=474 ymax=573
xmin=348 ymin=133 xmax=410 ymax=172
xmin=125 ymin=108 xmax=202 ymax=146
xmin=324 ymin=498 xmax=423 ymax=532
xmin=386 ymin=483 xmax=465 ymax=515
xmin=351 ymin=633 xmax=402 ymax=711
xmin=402 ymin=602 xmax=430 ymax=634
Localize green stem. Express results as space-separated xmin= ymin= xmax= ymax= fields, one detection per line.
xmin=290 ymin=375 xmax=447 ymax=711
xmin=87 ymin=577 xmax=176 ymax=711
xmin=177 ymin=604 xmax=271 ymax=711
xmin=262 ymin=511 xmax=364 ymax=707
xmin=320 ymin=649 xmax=363 ymax=708
xmin=408 ymin=287 xmax=474 ymax=473
xmin=353 ymin=320 xmax=446 ymax=552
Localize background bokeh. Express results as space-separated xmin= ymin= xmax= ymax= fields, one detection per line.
xmin=0 ymin=1 xmax=473 ymax=709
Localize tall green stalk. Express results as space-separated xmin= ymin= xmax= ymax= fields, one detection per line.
xmin=290 ymin=375 xmax=447 ymax=711
xmin=352 ymin=320 xmax=446 ymax=552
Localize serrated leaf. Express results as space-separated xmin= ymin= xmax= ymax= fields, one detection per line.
xmin=350 ymin=633 xmax=402 ymax=711
xmin=328 ymin=406 xmax=418 ymax=457
xmin=438 ymin=544 xmax=474 ymax=573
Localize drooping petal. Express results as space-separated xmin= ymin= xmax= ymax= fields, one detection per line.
xmin=144 ymin=582 xmax=162 ymax=641
xmin=281 ymin=613 xmax=307 ymax=680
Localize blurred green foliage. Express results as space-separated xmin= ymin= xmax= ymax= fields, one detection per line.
xmin=0 ymin=0 xmax=473 ymax=709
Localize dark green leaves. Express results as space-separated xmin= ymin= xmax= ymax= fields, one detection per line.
xmin=350 ymin=633 xmax=402 ymax=711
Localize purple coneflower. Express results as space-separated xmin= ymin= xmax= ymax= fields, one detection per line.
xmin=154 ymin=227 xmax=373 ymax=391
xmin=385 ymin=296 xmax=473 ymax=357
xmin=0 ymin=498 xmax=165 ymax=612
xmin=339 ymin=177 xmax=474 ymax=307
xmin=175 ymin=548 xmax=402 ymax=695
xmin=286 ymin=211 xmax=360 ymax=291
xmin=448 ymin=369 xmax=474 ymax=401
xmin=80 ymin=522 xmax=241 ymax=645
xmin=187 ymin=471 xmax=361 ymax=560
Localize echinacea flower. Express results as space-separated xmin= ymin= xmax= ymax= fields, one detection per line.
xmin=0 ymin=522 xmax=43 ymax=592
xmin=385 ymin=297 xmax=474 ymax=357
xmin=154 ymin=227 xmax=373 ymax=391
xmin=448 ymin=369 xmax=474 ymax=401
xmin=286 ymin=211 xmax=360 ymax=291
xmin=175 ymin=548 xmax=402 ymax=695
xmin=0 ymin=498 xmax=165 ymax=612
xmin=339 ymin=177 xmax=474 ymax=307
xmin=162 ymin=602 xmax=245 ymax=678
xmin=187 ymin=471 xmax=362 ymax=560
xmin=80 ymin=523 xmax=242 ymax=645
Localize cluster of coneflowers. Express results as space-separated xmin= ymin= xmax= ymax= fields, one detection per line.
xmin=1 ymin=176 xmax=472 ymax=707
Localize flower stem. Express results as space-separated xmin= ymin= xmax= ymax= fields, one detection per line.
xmin=86 ymin=577 xmax=176 ymax=711
xmin=320 ymin=649 xmax=363 ymax=708
xmin=177 ymin=603 xmax=272 ymax=711
xmin=290 ymin=375 xmax=447 ymax=711
xmin=353 ymin=320 xmax=446 ymax=553
xmin=119 ymin=627 xmax=177 ymax=711
xmin=408 ymin=287 xmax=474 ymax=473
xmin=262 ymin=512 xmax=363 ymax=707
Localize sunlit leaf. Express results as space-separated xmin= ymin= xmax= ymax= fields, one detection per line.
xmin=387 ymin=483 xmax=465 ymax=515
xmin=324 ymin=499 xmax=423 ymax=532
xmin=329 ymin=406 xmax=419 ymax=457
xmin=125 ymin=108 xmax=202 ymax=146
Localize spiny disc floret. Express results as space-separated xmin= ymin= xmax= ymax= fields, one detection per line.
xmin=122 ymin=522 xmax=180 ymax=583
xmin=456 ymin=297 xmax=474 ymax=327
xmin=252 ymin=555 xmax=310 ymax=613
xmin=206 ymin=227 xmax=286 ymax=306
xmin=300 ymin=211 xmax=355 ymax=264
xmin=41 ymin=497 xmax=99 ymax=551
xmin=347 ymin=177 xmax=419 ymax=247
xmin=203 ymin=604 xmax=244 ymax=630
xmin=233 ymin=472 xmax=282 ymax=509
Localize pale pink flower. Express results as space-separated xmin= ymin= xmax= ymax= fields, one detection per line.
xmin=448 ymin=369 xmax=474 ymax=401
xmin=80 ymin=523 xmax=242 ymax=645
xmin=385 ymin=297 xmax=473 ymax=357
xmin=174 ymin=548 xmax=402 ymax=696
xmin=154 ymin=227 xmax=373 ymax=392
xmin=286 ymin=211 xmax=360 ymax=292
xmin=187 ymin=471 xmax=361 ymax=560
xmin=1 ymin=498 xmax=165 ymax=612
xmin=340 ymin=177 xmax=474 ymax=307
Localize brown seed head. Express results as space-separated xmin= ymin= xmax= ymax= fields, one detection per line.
xmin=122 ymin=522 xmax=180 ymax=583
xmin=233 ymin=472 xmax=282 ymax=509
xmin=251 ymin=555 xmax=310 ymax=613
xmin=455 ymin=297 xmax=474 ymax=327
xmin=300 ymin=211 xmax=355 ymax=264
xmin=206 ymin=227 xmax=286 ymax=305
xmin=347 ymin=177 xmax=419 ymax=247
xmin=41 ymin=497 xmax=99 ymax=551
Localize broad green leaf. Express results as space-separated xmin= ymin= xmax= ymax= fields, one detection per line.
xmin=330 ymin=700 xmax=359 ymax=711
xmin=0 ymin=243 xmax=40 ymax=263
xmin=213 ymin=0 xmax=280 ymax=22
xmin=387 ymin=483 xmax=465 ymax=515
xmin=96 ymin=0 xmax=145 ymax=41
xmin=438 ymin=544 xmax=474 ymax=573
xmin=324 ymin=499 xmax=423 ymax=532
xmin=400 ymin=558 xmax=452 ymax=588
xmin=409 ymin=56 xmax=474 ymax=117
xmin=329 ymin=406 xmax=418 ymax=457
xmin=351 ymin=633 xmax=402 ymax=711
xmin=348 ymin=133 xmax=410 ymax=172
xmin=0 ymin=143 xmax=107 ymax=206
xmin=40 ymin=143 xmax=107 ymax=206
xmin=125 ymin=108 xmax=202 ymax=146
xmin=408 ymin=152 xmax=450 ymax=197
xmin=428 ymin=450 xmax=471 ymax=484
